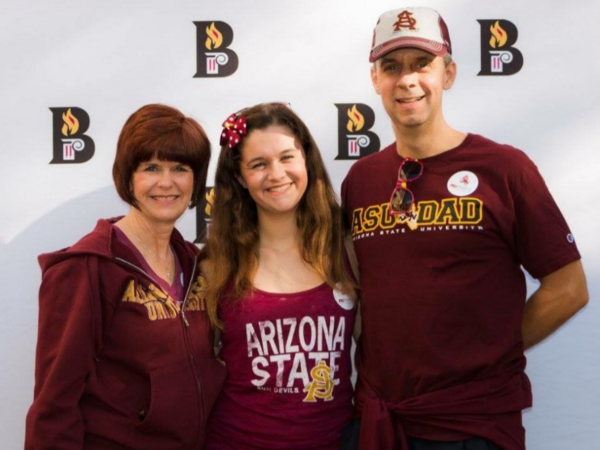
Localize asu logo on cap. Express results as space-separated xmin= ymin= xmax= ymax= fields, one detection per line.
xmin=194 ymin=21 xmax=239 ymax=77
xmin=478 ymin=19 xmax=524 ymax=76
xmin=194 ymin=186 xmax=215 ymax=243
xmin=393 ymin=10 xmax=417 ymax=31
xmin=49 ymin=107 xmax=95 ymax=164
xmin=334 ymin=104 xmax=380 ymax=160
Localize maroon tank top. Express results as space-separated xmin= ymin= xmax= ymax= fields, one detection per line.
xmin=206 ymin=283 xmax=356 ymax=449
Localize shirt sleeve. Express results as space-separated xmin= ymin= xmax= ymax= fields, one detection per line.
xmin=512 ymin=161 xmax=581 ymax=279
xmin=25 ymin=257 xmax=101 ymax=450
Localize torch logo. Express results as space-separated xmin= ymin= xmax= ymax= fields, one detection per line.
xmin=335 ymin=104 xmax=380 ymax=160
xmin=194 ymin=187 xmax=215 ymax=243
xmin=194 ymin=21 xmax=239 ymax=77
xmin=50 ymin=107 xmax=95 ymax=164
xmin=478 ymin=19 xmax=524 ymax=76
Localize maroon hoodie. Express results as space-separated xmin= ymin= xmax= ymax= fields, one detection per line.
xmin=25 ymin=218 xmax=227 ymax=450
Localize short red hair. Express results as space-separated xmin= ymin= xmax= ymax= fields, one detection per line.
xmin=112 ymin=104 xmax=211 ymax=208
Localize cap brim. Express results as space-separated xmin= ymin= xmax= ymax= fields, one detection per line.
xmin=369 ymin=37 xmax=447 ymax=62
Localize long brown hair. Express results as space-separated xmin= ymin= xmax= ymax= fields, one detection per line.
xmin=202 ymin=103 xmax=354 ymax=329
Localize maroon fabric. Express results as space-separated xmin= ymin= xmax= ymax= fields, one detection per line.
xmin=206 ymin=284 xmax=356 ymax=449
xmin=341 ymin=134 xmax=581 ymax=450
xmin=112 ymin=225 xmax=184 ymax=303
xmin=359 ymin=370 xmax=530 ymax=450
xmin=25 ymin=218 xmax=227 ymax=450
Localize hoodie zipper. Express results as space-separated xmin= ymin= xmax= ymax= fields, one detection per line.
xmin=178 ymin=256 xmax=207 ymax=447
xmin=115 ymin=255 xmax=206 ymax=446
xmin=180 ymin=257 xmax=196 ymax=327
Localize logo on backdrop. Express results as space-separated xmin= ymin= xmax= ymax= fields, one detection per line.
xmin=50 ymin=107 xmax=95 ymax=164
xmin=194 ymin=21 xmax=239 ymax=77
xmin=194 ymin=186 xmax=215 ymax=243
xmin=334 ymin=104 xmax=380 ymax=160
xmin=478 ymin=20 xmax=524 ymax=76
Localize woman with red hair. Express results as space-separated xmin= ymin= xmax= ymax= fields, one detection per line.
xmin=26 ymin=104 xmax=226 ymax=450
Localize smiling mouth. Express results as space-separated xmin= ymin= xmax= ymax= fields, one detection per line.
xmin=397 ymin=95 xmax=425 ymax=104
xmin=266 ymin=183 xmax=292 ymax=193
xmin=151 ymin=195 xmax=179 ymax=201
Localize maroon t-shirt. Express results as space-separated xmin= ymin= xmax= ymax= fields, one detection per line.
xmin=205 ymin=283 xmax=356 ymax=450
xmin=341 ymin=134 xmax=581 ymax=449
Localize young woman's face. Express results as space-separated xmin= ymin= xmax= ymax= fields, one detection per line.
xmin=238 ymin=125 xmax=308 ymax=219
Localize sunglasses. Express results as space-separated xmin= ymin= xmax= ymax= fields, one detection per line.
xmin=389 ymin=158 xmax=423 ymax=215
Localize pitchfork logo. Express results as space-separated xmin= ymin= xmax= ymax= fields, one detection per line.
xmin=194 ymin=21 xmax=239 ymax=77
xmin=335 ymin=104 xmax=380 ymax=160
xmin=194 ymin=186 xmax=215 ymax=243
xmin=478 ymin=19 xmax=524 ymax=76
xmin=49 ymin=107 xmax=95 ymax=164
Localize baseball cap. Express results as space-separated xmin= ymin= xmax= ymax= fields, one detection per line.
xmin=369 ymin=7 xmax=452 ymax=62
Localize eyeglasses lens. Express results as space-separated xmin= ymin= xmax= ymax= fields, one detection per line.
xmin=391 ymin=188 xmax=414 ymax=212
xmin=400 ymin=161 xmax=422 ymax=181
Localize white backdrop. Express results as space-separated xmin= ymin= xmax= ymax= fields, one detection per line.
xmin=1 ymin=0 xmax=598 ymax=448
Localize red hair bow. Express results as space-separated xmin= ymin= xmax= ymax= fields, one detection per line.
xmin=220 ymin=114 xmax=247 ymax=149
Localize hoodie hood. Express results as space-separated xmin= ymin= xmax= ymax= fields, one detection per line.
xmin=38 ymin=217 xmax=198 ymax=276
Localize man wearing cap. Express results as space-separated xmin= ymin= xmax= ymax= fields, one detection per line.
xmin=341 ymin=6 xmax=588 ymax=450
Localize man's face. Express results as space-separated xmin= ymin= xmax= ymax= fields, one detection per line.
xmin=371 ymin=48 xmax=456 ymax=131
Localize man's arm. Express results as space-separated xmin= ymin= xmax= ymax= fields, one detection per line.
xmin=522 ymin=260 xmax=588 ymax=350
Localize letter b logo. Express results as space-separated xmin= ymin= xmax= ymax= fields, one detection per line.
xmin=50 ymin=107 xmax=95 ymax=164
xmin=194 ymin=21 xmax=239 ymax=77
xmin=334 ymin=103 xmax=380 ymax=160
xmin=478 ymin=19 xmax=524 ymax=76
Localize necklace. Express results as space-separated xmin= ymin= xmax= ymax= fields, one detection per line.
xmin=133 ymin=232 xmax=174 ymax=283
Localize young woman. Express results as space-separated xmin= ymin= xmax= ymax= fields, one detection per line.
xmin=25 ymin=104 xmax=226 ymax=450
xmin=202 ymin=103 xmax=357 ymax=450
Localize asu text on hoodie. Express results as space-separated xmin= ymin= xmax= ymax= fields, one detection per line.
xmin=25 ymin=218 xmax=227 ymax=450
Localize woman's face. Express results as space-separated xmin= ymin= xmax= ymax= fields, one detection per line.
xmin=131 ymin=158 xmax=194 ymax=225
xmin=238 ymin=125 xmax=308 ymax=220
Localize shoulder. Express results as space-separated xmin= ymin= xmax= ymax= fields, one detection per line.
xmin=38 ymin=219 xmax=114 ymax=274
xmin=461 ymin=134 xmax=542 ymax=186
xmin=346 ymin=143 xmax=396 ymax=177
xmin=37 ymin=254 xmax=98 ymax=312
xmin=457 ymin=135 xmax=556 ymax=210
xmin=182 ymin=239 xmax=201 ymax=257
xmin=170 ymin=227 xmax=201 ymax=258
xmin=39 ymin=253 xmax=93 ymax=278
xmin=467 ymin=134 xmax=536 ymax=167
xmin=342 ymin=143 xmax=396 ymax=196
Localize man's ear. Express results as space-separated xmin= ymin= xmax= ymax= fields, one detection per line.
xmin=443 ymin=61 xmax=457 ymax=90
xmin=371 ymin=64 xmax=381 ymax=95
